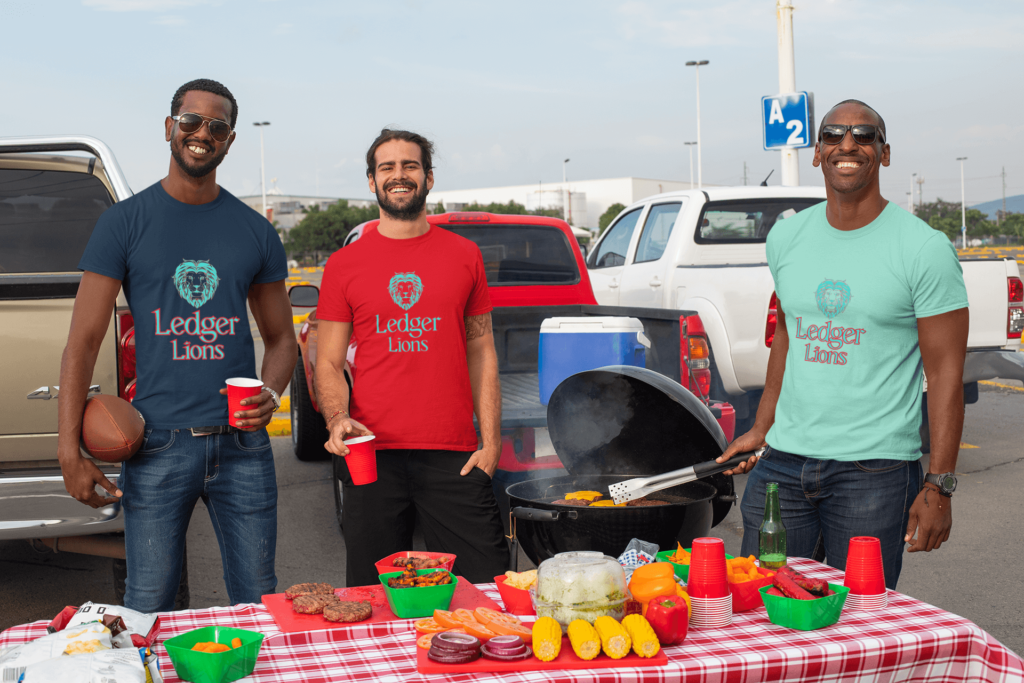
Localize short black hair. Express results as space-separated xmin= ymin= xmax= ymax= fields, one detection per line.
xmin=818 ymin=99 xmax=886 ymax=142
xmin=366 ymin=129 xmax=434 ymax=178
xmin=171 ymin=78 xmax=238 ymax=129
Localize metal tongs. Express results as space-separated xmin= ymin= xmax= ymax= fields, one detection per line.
xmin=608 ymin=447 xmax=764 ymax=505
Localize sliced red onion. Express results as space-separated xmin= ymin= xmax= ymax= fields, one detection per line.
xmin=481 ymin=644 xmax=533 ymax=662
xmin=486 ymin=635 xmax=524 ymax=650
xmin=432 ymin=631 xmax=481 ymax=652
xmin=428 ymin=646 xmax=482 ymax=664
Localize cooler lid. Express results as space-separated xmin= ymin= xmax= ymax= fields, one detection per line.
xmin=540 ymin=316 xmax=645 ymax=334
xmin=546 ymin=365 xmax=728 ymax=476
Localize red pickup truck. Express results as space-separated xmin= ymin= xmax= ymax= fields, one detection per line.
xmin=287 ymin=212 xmax=737 ymax=530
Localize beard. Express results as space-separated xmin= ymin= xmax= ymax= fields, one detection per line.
xmin=170 ymin=137 xmax=228 ymax=179
xmin=376 ymin=178 xmax=429 ymax=221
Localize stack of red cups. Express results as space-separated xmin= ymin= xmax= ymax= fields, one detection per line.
xmin=843 ymin=536 xmax=888 ymax=610
xmin=686 ymin=537 xmax=732 ymax=628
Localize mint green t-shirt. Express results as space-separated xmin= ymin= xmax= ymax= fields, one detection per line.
xmin=765 ymin=201 xmax=968 ymax=461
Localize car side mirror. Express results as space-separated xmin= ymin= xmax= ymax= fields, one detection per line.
xmin=288 ymin=284 xmax=319 ymax=307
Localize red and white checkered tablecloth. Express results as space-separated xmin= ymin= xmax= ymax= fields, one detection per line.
xmin=2 ymin=559 xmax=1021 ymax=683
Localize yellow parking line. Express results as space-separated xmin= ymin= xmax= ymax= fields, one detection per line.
xmin=293 ymin=313 xmax=309 ymax=324
xmin=979 ymin=380 xmax=1024 ymax=393
xmin=267 ymin=417 xmax=291 ymax=437
xmin=276 ymin=395 xmax=291 ymax=413
xmin=959 ymin=442 xmax=979 ymax=449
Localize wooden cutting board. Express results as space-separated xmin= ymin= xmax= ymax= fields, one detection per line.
xmin=416 ymin=634 xmax=668 ymax=674
xmin=262 ymin=577 xmax=501 ymax=634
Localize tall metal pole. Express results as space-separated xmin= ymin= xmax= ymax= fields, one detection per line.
xmin=686 ymin=61 xmax=709 ymax=188
xmin=562 ymin=158 xmax=570 ymax=224
xmin=957 ymin=157 xmax=968 ymax=249
xmin=777 ymin=0 xmax=799 ymax=186
xmin=254 ymin=121 xmax=271 ymax=219
xmin=910 ymin=173 xmax=917 ymax=214
xmin=684 ymin=142 xmax=696 ymax=189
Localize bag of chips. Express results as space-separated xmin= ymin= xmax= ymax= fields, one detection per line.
xmin=64 ymin=603 xmax=161 ymax=648
xmin=0 ymin=623 xmax=113 ymax=682
xmin=21 ymin=647 xmax=147 ymax=683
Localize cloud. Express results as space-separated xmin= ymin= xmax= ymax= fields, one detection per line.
xmin=83 ymin=0 xmax=207 ymax=11
xmin=152 ymin=14 xmax=185 ymax=25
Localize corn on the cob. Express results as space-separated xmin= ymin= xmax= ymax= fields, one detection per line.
xmin=532 ymin=616 xmax=562 ymax=662
xmin=567 ymin=620 xmax=601 ymax=660
xmin=594 ymin=616 xmax=631 ymax=659
xmin=621 ymin=614 xmax=661 ymax=658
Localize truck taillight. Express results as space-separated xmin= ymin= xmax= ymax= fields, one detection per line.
xmin=765 ymin=291 xmax=778 ymax=347
xmin=681 ymin=314 xmax=711 ymax=400
xmin=117 ymin=312 xmax=136 ymax=401
xmin=1009 ymin=277 xmax=1023 ymax=340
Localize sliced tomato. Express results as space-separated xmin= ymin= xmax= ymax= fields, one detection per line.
xmin=416 ymin=633 xmax=436 ymax=649
xmin=487 ymin=620 xmax=534 ymax=638
xmin=473 ymin=607 xmax=520 ymax=627
xmin=452 ymin=608 xmax=478 ymax=624
xmin=414 ymin=618 xmax=447 ymax=634
xmin=461 ymin=620 xmax=498 ymax=641
xmin=433 ymin=610 xmax=461 ymax=629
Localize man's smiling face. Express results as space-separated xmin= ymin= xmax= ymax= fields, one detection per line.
xmin=166 ymin=90 xmax=235 ymax=179
xmin=812 ymin=102 xmax=890 ymax=195
xmin=368 ymin=139 xmax=433 ymax=220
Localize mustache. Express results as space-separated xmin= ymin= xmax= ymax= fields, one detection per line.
xmin=383 ymin=179 xmax=417 ymax=192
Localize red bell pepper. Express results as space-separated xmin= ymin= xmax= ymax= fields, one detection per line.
xmin=645 ymin=597 xmax=688 ymax=645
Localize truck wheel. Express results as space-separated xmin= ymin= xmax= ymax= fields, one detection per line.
xmin=291 ymin=352 xmax=331 ymax=462
xmin=113 ymin=543 xmax=190 ymax=611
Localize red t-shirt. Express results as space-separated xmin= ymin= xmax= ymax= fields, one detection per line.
xmin=317 ymin=226 xmax=492 ymax=451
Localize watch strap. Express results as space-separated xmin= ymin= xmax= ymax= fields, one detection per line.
xmin=924 ymin=472 xmax=955 ymax=497
xmin=263 ymin=387 xmax=281 ymax=410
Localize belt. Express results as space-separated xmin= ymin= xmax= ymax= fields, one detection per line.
xmin=189 ymin=425 xmax=238 ymax=436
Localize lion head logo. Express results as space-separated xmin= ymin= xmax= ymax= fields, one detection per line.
xmin=815 ymin=279 xmax=851 ymax=319
xmin=388 ymin=272 xmax=423 ymax=311
xmin=173 ymin=260 xmax=220 ymax=309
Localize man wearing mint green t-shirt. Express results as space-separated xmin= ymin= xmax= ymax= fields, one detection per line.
xmin=718 ymin=100 xmax=969 ymax=589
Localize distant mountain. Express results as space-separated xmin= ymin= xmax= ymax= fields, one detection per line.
xmin=971 ymin=194 xmax=1024 ymax=219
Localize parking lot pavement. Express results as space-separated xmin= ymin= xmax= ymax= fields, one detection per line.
xmin=2 ymin=385 xmax=1020 ymax=657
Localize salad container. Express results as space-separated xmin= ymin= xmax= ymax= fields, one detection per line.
xmin=530 ymin=551 xmax=629 ymax=627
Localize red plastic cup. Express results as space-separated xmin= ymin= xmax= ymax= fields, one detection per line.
xmin=687 ymin=537 xmax=730 ymax=599
xmin=844 ymin=536 xmax=886 ymax=595
xmin=343 ymin=435 xmax=377 ymax=485
xmin=225 ymin=378 xmax=263 ymax=428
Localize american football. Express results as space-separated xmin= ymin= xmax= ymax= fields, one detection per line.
xmin=81 ymin=394 xmax=146 ymax=462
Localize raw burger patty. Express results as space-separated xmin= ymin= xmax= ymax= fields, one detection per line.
xmin=324 ymin=600 xmax=373 ymax=623
xmin=292 ymin=594 xmax=337 ymax=614
xmin=285 ymin=582 xmax=335 ymax=599
xmin=626 ymin=498 xmax=669 ymax=506
xmin=551 ymin=498 xmax=590 ymax=506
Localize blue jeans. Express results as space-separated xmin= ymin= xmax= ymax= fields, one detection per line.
xmin=740 ymin=447 xmax=922 ymax=590
xmin=119 ymin=428 xmax=278 ymax=612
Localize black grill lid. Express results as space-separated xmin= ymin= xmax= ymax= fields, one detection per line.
xmin=546 ymin=365 xmax=728 ymax=476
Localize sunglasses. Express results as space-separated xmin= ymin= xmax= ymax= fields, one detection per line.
xmin=172 ymin=112 xmax=233 ymax=142
xmin=818 ymin=124 xmax=885 ymax=146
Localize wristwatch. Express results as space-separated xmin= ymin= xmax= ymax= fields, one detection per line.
xmin=924 ymin=472 xmax=957 ymax=497
xmin=263 ymin=387 xmax=282 ymax=411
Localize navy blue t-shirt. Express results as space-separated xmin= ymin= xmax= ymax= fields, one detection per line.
xmin=79 ymin=181 xmax=287 ymax=429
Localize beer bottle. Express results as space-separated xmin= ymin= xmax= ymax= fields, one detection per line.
xmin=759 ymin=482 xmax=787 ymax=569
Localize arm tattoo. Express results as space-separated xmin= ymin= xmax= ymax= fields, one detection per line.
xmin=466 ymin=312 xmax=492 ymax=341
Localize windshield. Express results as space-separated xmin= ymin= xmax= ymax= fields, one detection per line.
xmin=447 ymin=224 xmax=580 ymax=285
xmin=695 ymin=198 xmax=824 ymax=244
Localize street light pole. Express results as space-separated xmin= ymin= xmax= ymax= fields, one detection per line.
xmin=957 ymin=156 xmax=968 ymax=249
xmin=684 ymin=142 xmax=697 ymax=189
xmin=910 ymin=172 xmax=917 ymax=214
xmin=562 ymin=158 xmax=571 ymax=224
xmin=685 ymin=60 xmax=708 ymax=189
xmin=253 ymin=121 xmax=271 ymax=220
xmin=776 ymin=0 xmax=799 ymax=186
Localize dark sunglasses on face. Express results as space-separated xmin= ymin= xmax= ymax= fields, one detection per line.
xmin=172 ymin=112 xmax=233 ymax=142
xmin=818 ymin=124 xmax=885 ymax=146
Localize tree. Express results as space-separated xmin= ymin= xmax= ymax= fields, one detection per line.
xmin=916 ymin=198 xmax=995 ymax=242
xmin=434 ymin=200 xmax=445 ymax=214
xmin=284 ymin=200 xmax=380 ymax=260
xmin=598 ymin=203 xmax=626 ymax=235
xmin=460 ymin=200 xmax=563 ymax=218
xmin=999 ymin=213 xmax=1024 ymax=240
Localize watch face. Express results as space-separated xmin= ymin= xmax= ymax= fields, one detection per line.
xmin=941 ymin=474 xmax=957 ymax=492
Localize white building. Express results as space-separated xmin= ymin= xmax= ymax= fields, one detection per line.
xmin=238 ymin=190 xmax=377 ymax=231
xmin=429 ymin=177 xmax=706 ymax=231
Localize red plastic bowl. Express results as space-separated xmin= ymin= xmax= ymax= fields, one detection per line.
xmin=374 ymin=551 xmax=457 ymax=578
xmin=729 ymin=567 xmax=776 ymax=613
xmin=494 ymin=576 xmax=536 ymax=616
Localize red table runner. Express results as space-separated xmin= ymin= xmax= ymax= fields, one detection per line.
xmin=2 ymin=559 xmax=1021 ymax=682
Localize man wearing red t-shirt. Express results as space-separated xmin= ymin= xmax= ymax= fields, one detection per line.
xmin=315 ymin=129 xmax=509 ymax=586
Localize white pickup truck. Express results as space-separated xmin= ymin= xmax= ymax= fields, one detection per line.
xmin=587 ymin=186 xmax=1024 ymax=434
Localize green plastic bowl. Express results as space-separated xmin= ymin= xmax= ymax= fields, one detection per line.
xmin=163 ymin=626 xmax=264 ymax=683
xmin=379 ymin=569 xmax=457 ymax=618
xmin=655 ymin=549 xmax=735 ymax=583
xmin=759 ymin=583 xmax=850 ymax=630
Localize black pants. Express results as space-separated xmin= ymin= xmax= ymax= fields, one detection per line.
xmin=341 ymin=449 xmax=511 ymax=587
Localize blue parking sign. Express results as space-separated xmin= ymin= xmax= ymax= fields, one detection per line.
xmin=762 ymin=92 xmax=814 ymax=150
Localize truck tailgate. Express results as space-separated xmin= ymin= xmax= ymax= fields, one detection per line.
xmin=962 ymin=259 xmax=1013 ymax=348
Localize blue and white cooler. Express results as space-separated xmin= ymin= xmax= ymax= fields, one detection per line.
xmin=538 ymin=317 xmax=651 ymax=405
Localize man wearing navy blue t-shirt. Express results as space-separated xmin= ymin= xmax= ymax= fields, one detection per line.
xmin=57 ymin=78 xmax=296 ymax=611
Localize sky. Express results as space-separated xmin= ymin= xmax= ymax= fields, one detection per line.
xmin=3 ymin=0 xmax=1022 ymax=208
